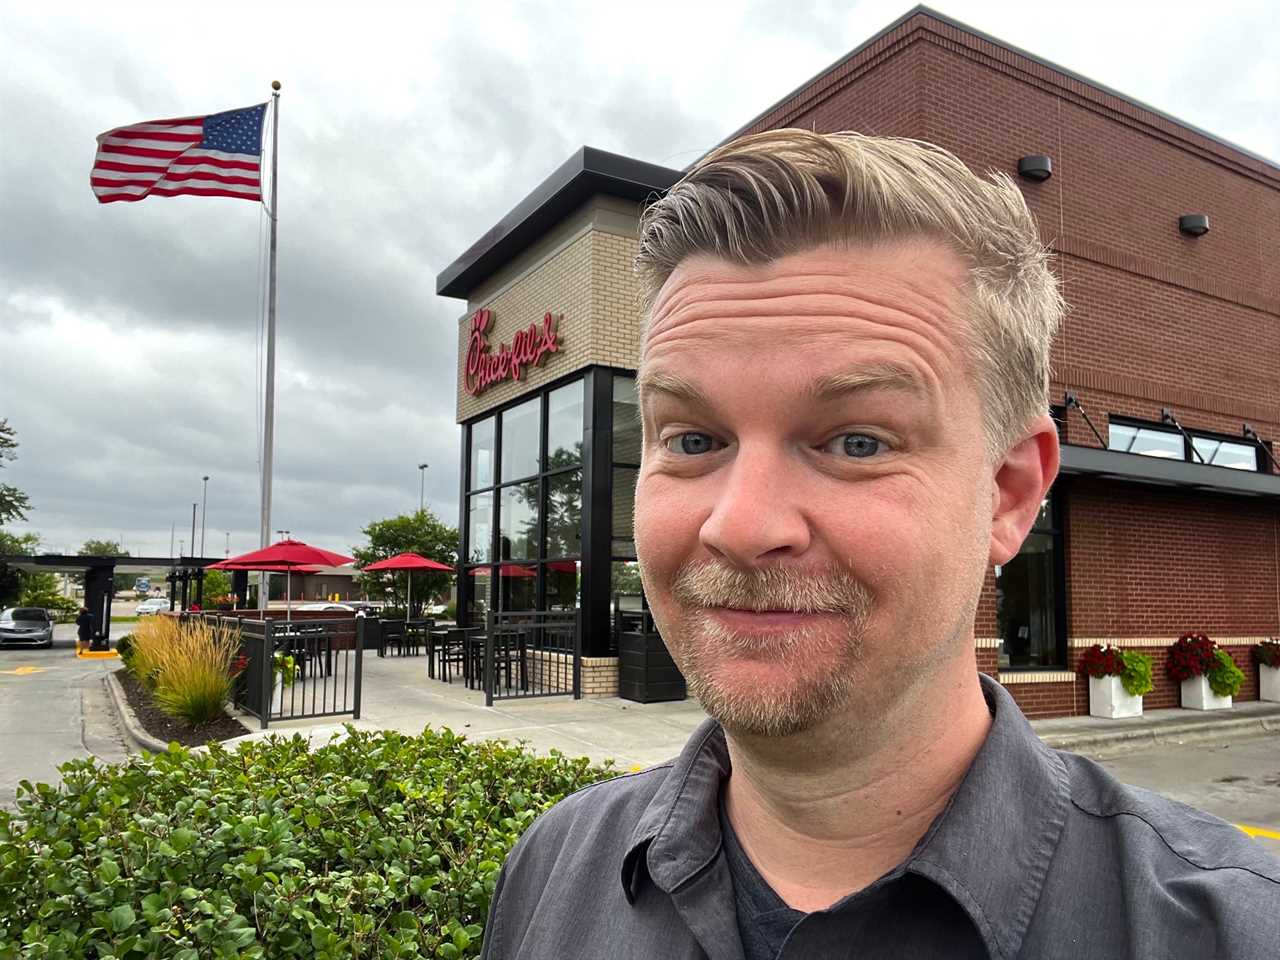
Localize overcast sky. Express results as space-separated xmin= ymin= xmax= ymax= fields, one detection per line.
xmin=2 ymin=0 xmax=1276 ymax=560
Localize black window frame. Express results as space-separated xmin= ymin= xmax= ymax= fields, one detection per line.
xmin=1108 ymin=414 xmax=1265 ymax=472
xmin=997 ymin=485 xmax=1068 ymax=671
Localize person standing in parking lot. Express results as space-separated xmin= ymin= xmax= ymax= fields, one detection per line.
xmin=75 ymin=605 xmax=92 ymax=650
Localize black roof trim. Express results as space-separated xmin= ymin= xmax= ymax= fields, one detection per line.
xmin=710 ymin=4 xmax=1278 ymax=174
xmin=0 ymin=554 xmax=223 ymax=574
xmin=1059 ymin=444 xmax=1280 ymax=499
xmin=437 ymin=147 xmax=682 ymax=300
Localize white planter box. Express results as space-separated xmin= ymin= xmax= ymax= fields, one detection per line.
xmin=1261 ymin=664 xmax=1280 ymax=703
xmin=1089 ymin=675 xmax=1143 ymax=719
xmin=1180 ymin=675 xmax=1231 ymax=711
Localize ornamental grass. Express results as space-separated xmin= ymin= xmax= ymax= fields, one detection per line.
xmin=126 ymin=616 xmax=239 ymax=725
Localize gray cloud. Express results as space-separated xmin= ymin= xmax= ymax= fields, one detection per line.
xmin=2 ymin=0 xmax=1274 ymax=560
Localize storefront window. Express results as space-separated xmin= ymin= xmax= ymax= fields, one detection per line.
xmin=545 ymin=560 xmax=581 ymax=610
xmin=613 ymin=375 xmax=641 ymax=464
xmin=612 ymin=467 xmax=637 ymax=557
xmin=997 ymin=495 xmax=1063 ymax=669
xmin=467 ymin=567 xmax=491 ymax=623
xmin=499 ymin=482 xmax=538 ymax=560
xmin=547 ymin=380 xmax=584 ymax=468
xmin=467 ymin=492 xmax=493 ymax=563
xmin=501 ymin=397 xmax=541 ymax=482
xmin=1108 ymin=422 xmax=1185 ymax=460
xmin=498 ymin=564 xmax=537 ymax=611
xmin=470 ymin=417 xmax=495 ymax=490
xmin=544 ymin=470 xmax=582 ymax=558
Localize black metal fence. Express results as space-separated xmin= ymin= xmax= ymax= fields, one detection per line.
xmin=206 ymin=615 xmax=363 ymax=729
xmin=482 ymin=610 xmax=581 ymax=706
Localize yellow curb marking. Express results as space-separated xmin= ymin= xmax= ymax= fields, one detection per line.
xmin=1236 ymin=823 xmax=1280 ymax=841
xmin=76 ymin=650 xmax=120 ymax=660
xmin=0 ymin=666 xmax=47 ymax=676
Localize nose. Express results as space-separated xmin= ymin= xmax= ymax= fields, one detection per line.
xmin=698 ymin=441 xmax=811 ymax=567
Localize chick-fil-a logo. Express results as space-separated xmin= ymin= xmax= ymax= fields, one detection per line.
xmin=464 ymin=308 xmax=562 ymax=396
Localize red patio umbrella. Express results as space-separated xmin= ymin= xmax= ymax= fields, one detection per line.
xmin=361 ymin=552 xmax=453 ymax=616
xmin=221 ymin=539 xmax=355 ymax=619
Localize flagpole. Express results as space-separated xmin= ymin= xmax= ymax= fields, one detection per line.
xmin=259 ymin=80 xmax=281 ymax=611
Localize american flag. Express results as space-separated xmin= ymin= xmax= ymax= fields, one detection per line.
xmin=90 ymin=102 xmax=267 ymax=204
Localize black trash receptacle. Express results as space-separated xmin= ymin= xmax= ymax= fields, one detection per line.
xmin=618 ymin=629 xmax=686 ymax=703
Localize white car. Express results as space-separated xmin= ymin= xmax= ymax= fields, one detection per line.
xmin=295 ymin=602 xmax=356 ymax=612
xmin=135 ymin=598 xmax=170 ymax=616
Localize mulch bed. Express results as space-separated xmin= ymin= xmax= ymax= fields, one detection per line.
xmin=115 ymin=668 xmax=252 ymax=747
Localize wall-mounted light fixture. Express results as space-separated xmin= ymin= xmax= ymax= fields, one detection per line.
xmin=1178 ymin=214 xmax=1209 ymax=237
xmin=1017 ymin=155 xmax=1053 ymax=182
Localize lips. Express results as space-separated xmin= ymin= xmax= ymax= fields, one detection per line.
xmin=706 ymin=607 xmax=839 ymax=632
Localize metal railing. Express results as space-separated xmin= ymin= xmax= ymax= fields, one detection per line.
xmin=482 ymin=610 xmax=581 ymax=706
xmin=207 ymin=614 xmax=363 ymax=729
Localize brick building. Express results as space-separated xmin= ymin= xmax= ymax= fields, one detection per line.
xmin=437 ymin=6 xmax=1280 ymax=714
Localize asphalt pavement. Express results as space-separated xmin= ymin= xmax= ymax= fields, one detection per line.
xmin=0 ymin=623 xmax=130 ymax=810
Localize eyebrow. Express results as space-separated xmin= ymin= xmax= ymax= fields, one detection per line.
xmin=636 ymin=370 xmax=712 ymax=408
xmin=806 ymin=362 xmax=930 ymax=403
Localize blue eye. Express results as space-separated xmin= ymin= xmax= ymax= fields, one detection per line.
xmin=666 ymin=433 xmax=717 ymax=455
xmin=840 ymin=434 xmax=883 ymax=458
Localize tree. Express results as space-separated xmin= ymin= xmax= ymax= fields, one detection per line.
xmin=0 ymin=419 xmax=32 ymax=524
xmin=0 ymin=529 xmax=41 ymax=606
xmin=199 ymin=569 xmax=232 ymax=606
xmin=352 ymin=509 xmax=458 ymax=615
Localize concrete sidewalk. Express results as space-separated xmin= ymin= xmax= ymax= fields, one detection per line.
xmin=220 ymin=655 xmax=1280 ymax=766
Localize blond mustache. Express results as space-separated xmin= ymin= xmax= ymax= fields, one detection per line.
xmin=669 ymin=561 xmax=873 ymax=617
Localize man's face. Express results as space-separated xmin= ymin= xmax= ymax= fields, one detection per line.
xmin=634 ymin=241 xmax=996 ymax=737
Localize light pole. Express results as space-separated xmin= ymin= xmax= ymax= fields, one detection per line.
xmin=190 ymin=503 xmax=197 ymax=560
xmin=418 ymin=463 xmax=429 ymax=513
xmin=225 ymin=532 xmax=231 ymax=557
xmin=200 ymin=476 xmax=209 ymax=557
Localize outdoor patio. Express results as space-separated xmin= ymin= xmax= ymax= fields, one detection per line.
xmin=228 ymin=648 xmax=710 ymax=769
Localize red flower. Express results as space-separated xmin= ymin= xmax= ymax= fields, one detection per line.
xmin=1257 ymin=640 xmax=1280 ymax=669
xmin=1078 ymin=644 xmax=1125 ymax=678
xmin=228 ymin=654 xmax=250 ymax=678
xmin=1166 ymin=632 xmax=1216 ymax=683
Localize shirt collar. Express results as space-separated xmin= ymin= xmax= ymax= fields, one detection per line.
xmin=619 ymin=675 xmax=1070 ymax=960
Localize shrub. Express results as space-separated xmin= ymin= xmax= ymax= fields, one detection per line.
xmin=1206 ymin=648 xmax=1245 ymax=699
xmin=115 ymin=633 xmax=133 ymax=665
xmin=1119 ymin=650 xmax=1154 ymax=698
xmin=1166 ymin=632 xmax=1217 ymax=683
xmin=1256 ymin=639 xmax=1280 ymax=669
xmin=0 ymin=727 xmax=613 ymax=958
xmin=126 ymin=616 xmax=176 ymax=689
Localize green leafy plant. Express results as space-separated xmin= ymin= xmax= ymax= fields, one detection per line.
xmin=1119 ymin=649 xmax=1154 ymax=697
xmin=274 ymin=653 xmax=298 ymax=686
xmin=0 ymin=727 xmax=613 ymax=957
xmin=1206 ymin=648 xmax=1245 ymax=698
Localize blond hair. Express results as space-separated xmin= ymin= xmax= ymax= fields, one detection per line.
xmin=634 ymin=129 xmax=1062 ymax=456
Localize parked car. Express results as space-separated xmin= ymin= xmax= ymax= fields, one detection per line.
xmin=135 ymin=597 xmax=170 ymax=616
xmin=0 ymin=607 xmax=54 ymax=647
xmin=295 ymin=602 xmax=356 ymax=612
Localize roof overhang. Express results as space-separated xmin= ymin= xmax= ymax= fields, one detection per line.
xmin=1059 ymin=444 xmax=1280 ymax=500
xmin=436 ymin=146 xmax=682 ymax=300
xmin=0 ymin=555 xmax=222 ymax=575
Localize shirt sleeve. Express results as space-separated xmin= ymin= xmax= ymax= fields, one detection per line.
xmin=478 ymin=858 xmax=510 ymax=960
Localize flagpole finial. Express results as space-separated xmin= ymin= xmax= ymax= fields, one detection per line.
xmin=271 ymin=80 xmax=281 ymax=91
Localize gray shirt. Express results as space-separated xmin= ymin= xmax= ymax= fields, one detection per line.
xmin=481 ymin=675 xmax=1280 ymax=959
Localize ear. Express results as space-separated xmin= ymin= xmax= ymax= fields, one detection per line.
xmin=989 ymin=415 xmax=1060 ymax=565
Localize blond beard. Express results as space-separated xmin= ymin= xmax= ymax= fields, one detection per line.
xmin=643 ymin=559 xmax=874 ymax=737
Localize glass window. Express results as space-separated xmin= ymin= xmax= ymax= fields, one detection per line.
xmin=545 ymin=561 xmax=581 ymax=610
xmin=467 ymin=492 xmax=493 ymax=563
xmin=1108 ymin=422 xmax=1184 ymax=460
xmin=996 ymin=533 xmax=1058 ymax=668
xmin=498 ymin=564 xmax=537 ymax=611
xmin=547 ymin=380 xmax=584 ymax=469
xmin=611 ymin=560 xmax=643 ymax=598
xmin=613 ymin=375 xmax=641 ymax=465
xmin=612 ymin=467 xmax=637 ymax=557
xmin=466 ymin=567 xmax=491 ymax=624
xmin=1192 ymin=437 xmax=1258 ymax=471
xmin=501 ymin=397 xmax=541 ymax=482
xmin=499 ymin=482 xmax=538 ymax=560
xmin=544 ymin=470 xmax=582 ymax=558
xmin=470 ymin=417 xmax=495 ymax=490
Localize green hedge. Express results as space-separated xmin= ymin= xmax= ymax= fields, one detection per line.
xmin=0 ymin=727 xmax=613 ymax=958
